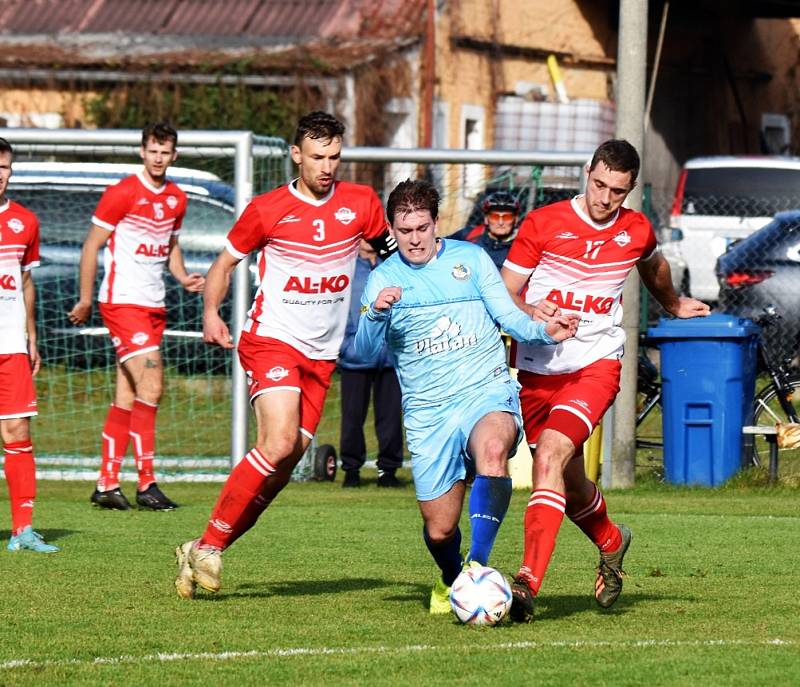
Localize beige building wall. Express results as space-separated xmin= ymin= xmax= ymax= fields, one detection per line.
xmin=0 ymin=88 xmax=93 ymax=128
xmin=431 ymin=0 xmax=615 ymax=231
xmin=437 ymin=0 xmax=615 ymax=151
xmin=750 ymin=18 xmax=800 ymax=152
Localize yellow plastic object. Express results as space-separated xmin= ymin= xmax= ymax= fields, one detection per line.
xmin=583 ymin=421 xmax=603 ymax=483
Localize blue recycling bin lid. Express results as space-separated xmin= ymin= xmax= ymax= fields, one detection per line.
xmin=647 ymin=312 xmax=760 ymax=339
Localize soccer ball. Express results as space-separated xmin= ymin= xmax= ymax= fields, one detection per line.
xmin=449 ymin=565 xmax=512 ymax=626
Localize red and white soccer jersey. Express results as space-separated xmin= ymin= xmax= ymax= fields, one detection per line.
xmin=225 ymin=180 xmax=388 ymax=360
xmin=505 ymin=197 xmax=657 ymax=375
xmin=94 ymin=172 xmax=187 ymax=308
xmin=0 ymin=200 xmax=40 ymax=355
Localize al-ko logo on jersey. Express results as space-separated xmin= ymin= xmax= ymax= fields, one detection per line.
xmin=415 ymin=316 xmax=477 ymax=357
xmin=334 ymin=207 xmax=357 ymax=225
xmin=544 ymin=289 xmax=613 ymax=314
xmin=283 ymin=274 xmax=350 ymax=294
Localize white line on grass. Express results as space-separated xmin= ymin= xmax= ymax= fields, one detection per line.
xmin=1 ymin=638 xmax=795 ymax=672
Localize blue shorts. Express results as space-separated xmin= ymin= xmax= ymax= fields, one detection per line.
xmin=405 ymin=377 xmax=524 ymax=501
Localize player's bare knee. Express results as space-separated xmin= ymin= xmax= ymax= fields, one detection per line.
xmin=0 ymin=418 xmax=31 ymax=444
xmin=256 ymin=434 xmax=296 ymax=465
xmin=425 ymin=522 xmax=458 ymax=545
xmin=477 ymin=451 xmax=508 ymax=478
xmin=482 ymin=434 xmax=511 ymax=463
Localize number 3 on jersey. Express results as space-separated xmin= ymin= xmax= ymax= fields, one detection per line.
xmin=312 ymin=219 xmax=325 ymax=241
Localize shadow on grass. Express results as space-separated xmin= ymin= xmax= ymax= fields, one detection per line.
xmin=194 ymin=576 xmax=402 ymax=601
xmin=533 ymin=591 xmax=668 ymax=620
xmin=0 ymin=528 xmax=76 ymax=543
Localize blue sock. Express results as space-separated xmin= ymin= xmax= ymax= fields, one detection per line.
xmin=466 ymin=475 xmax=512 ymax=565
xmin=423 ymin=526 xmax=462 ymax=586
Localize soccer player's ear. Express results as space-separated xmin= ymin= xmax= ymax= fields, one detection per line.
xmin=290 ymin=145 xmax=303 ymax=166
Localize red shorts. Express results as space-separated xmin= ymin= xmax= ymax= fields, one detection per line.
xmin=0 ymin=353 xmax=37 ymax=419
xmin=99 ymin=303 xmax=167 ymax=363
xmin=518 ymin=358 xmax=621 ymax=450
xmin=237 ymin=332 xmax=336 ymax=438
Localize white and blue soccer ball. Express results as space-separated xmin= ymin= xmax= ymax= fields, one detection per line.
xmin=449 ymin=565 xmax=512 ymax=626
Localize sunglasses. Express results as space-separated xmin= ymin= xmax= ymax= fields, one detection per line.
xmin=486 ymin=211 xmax=516 ymax=223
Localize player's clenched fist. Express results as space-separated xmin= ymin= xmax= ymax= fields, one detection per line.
xmin=543 ymin=313 xmax=580 ymax=342
xmin=373 ymin=286 xmax=402 ymax=312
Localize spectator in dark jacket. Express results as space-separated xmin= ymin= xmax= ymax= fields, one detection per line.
xmin=450 ymin=191 xmax=521 ymax=270
xmin=338 ymin=240 xmax=403 ymax=488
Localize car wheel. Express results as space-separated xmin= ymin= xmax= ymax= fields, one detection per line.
xmin=313 ymin=444 xmax=337 ymax=481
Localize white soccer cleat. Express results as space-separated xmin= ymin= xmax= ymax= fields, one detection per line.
xmin=190 ymin=542 xmax=223 ymax=593
xmin=175 ymin=540 xmax=197 ymax=599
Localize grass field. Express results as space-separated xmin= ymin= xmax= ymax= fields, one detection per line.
xmin=1 ymin=477 xmax=798 ymax=686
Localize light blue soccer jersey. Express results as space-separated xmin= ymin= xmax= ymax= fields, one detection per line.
xmin=355 ymin=239 xmax=554 ymax=413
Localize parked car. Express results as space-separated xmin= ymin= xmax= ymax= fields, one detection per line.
xmin=9 ymin=162 xmax=240 ymax=371
xmin=666 ymin=155 xmax=800 ymax=302
xmin=716 ymin=210 xmax=800 ymax=364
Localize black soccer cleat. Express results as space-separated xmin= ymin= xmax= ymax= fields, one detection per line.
xmin=90 ymin=487 xmax=132 ymax=511
xmin=342 ymin=469 xmax=361 ymax=488
xmin=510 ymin=577 xmax=535 ymax=623
xmin=376 ymin=470 xmax=403 ymax=488
xmin=136 ymin=483 xmax=178 ymax=511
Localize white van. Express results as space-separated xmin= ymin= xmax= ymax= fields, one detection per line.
xmin=668 ymin=156 xmax=800 ymax=301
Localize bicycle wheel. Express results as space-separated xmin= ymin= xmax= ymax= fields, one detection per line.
xmin=751 ymin=374 xmax=800 ymax=469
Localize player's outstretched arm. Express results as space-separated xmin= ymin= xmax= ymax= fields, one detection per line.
xmin=68 ymin=225 xmax=109 ymax=326
xmin=637 ymin=252 xmax=710 ymax=319
xmin=202 ymin=249 xmax=240 ymax=349
xmin=544 ymin=314 xmax=579 ymax=342
xmin=168 ymin=237 xmax=205 ymax=293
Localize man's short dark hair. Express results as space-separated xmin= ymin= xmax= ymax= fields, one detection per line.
xmin=293 ymin=111 xmax=345 ymax=148
xmin=590 ymin=139 xmax=640 ymax=184
xmin=386 ymin=179 xmax=440 ymax=224
xmin=142 ymin=122 xmax=178 ymax=148
xmin=0 ymin=137 xmax=12 ymax=157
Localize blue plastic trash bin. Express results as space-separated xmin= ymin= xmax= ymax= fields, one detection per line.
xmin=647 ymin=313 xmax=759 ymax=486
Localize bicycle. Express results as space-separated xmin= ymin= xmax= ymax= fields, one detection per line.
xmin=636 ymin=339 xmax=663 ymax=449
xmin=748 ymin=306 xmax=800 ymax=469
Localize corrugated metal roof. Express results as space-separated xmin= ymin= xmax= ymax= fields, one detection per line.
xmin=0 ymin=0 xmax=422 ymax=40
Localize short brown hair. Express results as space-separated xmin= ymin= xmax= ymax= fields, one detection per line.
xmin=141 ymin=122 xmax=178 ymax=149
xmin=590 ymin=139 xmax=640 ymax=183
xmin=386 ymin=179 xmax=440 ymax=224
xmin=293 ymin=111 xmax=345 ymax=147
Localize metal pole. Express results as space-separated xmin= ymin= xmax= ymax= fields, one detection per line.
xmin=611 ymin=0 xmax=648 ymax=488
xmin=230 ymin=132 xmax=254 ymax=466
xmin=644 ymin=1 xmax=670 ymax=133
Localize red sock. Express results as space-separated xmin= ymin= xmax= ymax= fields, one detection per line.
xmin=199 ymin=448 xmax=277 ymax=550
xmin=517 ymin=489 xmax=565 ymax=595
xmin=567 ymin=484 xmax=622 ymax=553
xmin=98 ymin=404 xmax=132 ymax=491
xmin=3 ymin=440 xmax=36 ymax=535
xmin=130 ymin=399 xmax=158 ymax=491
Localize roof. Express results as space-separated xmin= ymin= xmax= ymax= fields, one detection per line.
xmin=0 ymin=0 xmax=425 ymax=72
